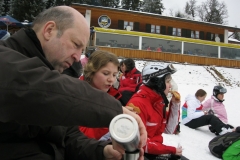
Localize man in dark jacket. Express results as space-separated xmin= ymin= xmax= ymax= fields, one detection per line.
xmin=0 ymin=6 xmax=146 ymax=160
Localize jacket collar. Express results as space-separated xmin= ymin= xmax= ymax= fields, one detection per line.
xmin=138 ymin=85 xmax=163 ymax=103
xmin=3 ymin=28 xmax=54 ymax=70
xmin=124 ymin=67 xmax=137 ymax=77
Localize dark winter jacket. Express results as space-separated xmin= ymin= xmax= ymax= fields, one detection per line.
xmin=0 ymin=29 xmax=123 ymax=160
xmin=62 ymin=61 xmax=83 ymax=78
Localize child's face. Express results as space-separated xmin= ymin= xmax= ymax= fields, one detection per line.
xmin=198 ymin=94 xmax=207 ymax=102
xmin=91 ymin=62 xmax=118 ymax=92
xmin=121 ymin=63 xmax=126 ymax=73
xmin=164 ymin=77 xmax=172 ymax=95
xmin=217 ymin=93 xmax=224 ymax=101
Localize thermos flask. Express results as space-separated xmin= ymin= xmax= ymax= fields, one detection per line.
xmin=109 ymin=114 xmax=140 ymax=160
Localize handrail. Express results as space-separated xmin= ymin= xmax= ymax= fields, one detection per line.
xmin=99 ymin=47 xmax=240 ymax=68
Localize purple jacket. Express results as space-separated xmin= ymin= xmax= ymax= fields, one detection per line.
xmin=202 ymin=96 xmax=228 ymax=124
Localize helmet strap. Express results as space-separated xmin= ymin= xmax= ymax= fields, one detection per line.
xmin=213 ymin=95 xmax=224 ymax=103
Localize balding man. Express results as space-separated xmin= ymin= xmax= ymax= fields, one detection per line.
xmin=0 ymin=6 xmax=146 ymax=160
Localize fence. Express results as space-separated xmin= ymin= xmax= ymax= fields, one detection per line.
xmin=99 ymin=47 xmax=240 ymax=68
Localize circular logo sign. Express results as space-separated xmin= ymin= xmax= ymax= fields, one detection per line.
xmin=98 ymin=15 xmax=111 ymax=28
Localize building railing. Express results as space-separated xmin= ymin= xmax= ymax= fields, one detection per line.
xmin=94 ymin=27 xmax=240 ymax=67
xmin=98 ymin=47 xmax=240 ymax=68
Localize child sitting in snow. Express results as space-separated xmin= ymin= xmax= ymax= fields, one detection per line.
xmin=202 ymin=85 xmax=234 ymax=133
xmin=182 ymin=89 xmax=234 ymax=135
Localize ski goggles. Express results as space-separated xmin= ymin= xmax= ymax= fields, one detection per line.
xmin=142 ymin=64 xmax=176 ymax=81
xmin=219 ymin=88 xmax=227 ymax=93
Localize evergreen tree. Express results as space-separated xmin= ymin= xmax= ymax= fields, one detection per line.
xmin=54 ymin=0 xmax=73 ymax=6
xmin=142 ymin=0 xmax=164 ymax=14
xmin=122 ymin=0 xmax=144 ymax=11
xmin=11 ymin=0 xmax=45 ymax=22
xmin=0 ymin=0 xmax=3 ymax=16
xmin=100 ymin=0 xmax=120 ymax=8
xmin=121 ymin=0 xmax=131 ymax=10
xmin=175 ymin=10 xmax=185 ymax=18
xmin=45 ymin=0 xmax=55 ymax=9
xmin=71 ymin=0 xmax=92 ymax=5
xmin=1 ymin=0 xmax=11 ymax=16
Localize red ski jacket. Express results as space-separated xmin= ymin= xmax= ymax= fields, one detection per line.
xmin=79 ymin=76 xmax=122 ymax=139
xmin=127 ymin=85 xmax=178 ymax=155
xmin=119 ymin=67 xmax=142 ymax=93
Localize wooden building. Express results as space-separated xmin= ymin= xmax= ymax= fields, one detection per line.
xmin=71 ymin=4 xmax=240 ymax=68
xmin=71 ymin=3 xmax=240 ymax=44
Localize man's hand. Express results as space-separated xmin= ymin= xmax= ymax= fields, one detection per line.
xmin=103 ymin=145 xmax=122 ymax=160
xmin=104 ymin=144 xmax=145 ymax=160
xmin=122 ymin=107 xmax=147 ymax=149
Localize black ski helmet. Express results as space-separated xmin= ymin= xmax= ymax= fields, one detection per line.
xmin=213 ymin=85 xmax=227 ymax=97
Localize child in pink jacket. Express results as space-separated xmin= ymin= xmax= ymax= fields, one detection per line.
xmin=203 ymin=86 xmax=234 ymax=134
xmin=202 ymin=85 xmax=228 ymax=124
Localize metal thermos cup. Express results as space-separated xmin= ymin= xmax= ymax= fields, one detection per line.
xmin=109 ymin=114 xmax=140 ymax=160
xmin=124 ymin=150 xmax=140 ymax=160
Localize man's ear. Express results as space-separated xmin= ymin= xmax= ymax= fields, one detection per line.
xmin=42 ymin=21 xmax=56 ymax=41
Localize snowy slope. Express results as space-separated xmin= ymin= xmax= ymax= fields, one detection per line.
xmin=133 ymin=60 xmax=240 ymax=160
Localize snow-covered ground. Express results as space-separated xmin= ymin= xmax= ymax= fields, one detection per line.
xmin=81 ymin=53 xmax=239 ymax=159
xmin=133 ymin=60 xmax=240 ymax=160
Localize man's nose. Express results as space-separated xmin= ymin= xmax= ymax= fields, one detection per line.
xmin=72 ymin=52 xmax=81 ymax=62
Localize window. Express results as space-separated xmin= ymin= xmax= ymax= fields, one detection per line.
xmin=191 ymin=31 xmax=200 ymax=39
xmin=151 ymin=25 xmax=155 ymax=33
xmin=173 ymin=28 xmax=181 ymax=36
xmin=124 ymin=21 xmax=134 ymax=30
xmin=156 ymin=26 xmax=160 ymax=33
xmin=211 ymin=33 xmax=214 ymax=40
xmin=173 ymin=28 xmax=176 ymax=36
xmin=191 ymin=31 xmax=195 ymax=38
xmin=195 ymin=31 xmax=199 ymax=39
xmin=177 ymin=28 xmax=181 ymax=36
xmin=151 ymin=25 xmax=161 ymax=33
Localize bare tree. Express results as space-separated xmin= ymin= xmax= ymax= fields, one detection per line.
xmin=169 ymin=8 xmax=174 ymax=16
xmin=197 ymin=0 xmax=228 ymax=24
xmin=185 ymin=0 xmax=197 ymax=19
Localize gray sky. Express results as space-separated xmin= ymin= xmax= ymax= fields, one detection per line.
xmin=162 ymin=0 xmax=240 ymax=29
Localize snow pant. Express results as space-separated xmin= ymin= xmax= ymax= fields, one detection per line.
xmin=222 ymin=140 xmax=240 ymax=160
xmin=144 ymin=153 xmax=189 ymax=160
xmin=184 ymin=115 xmax=229 ymax=134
